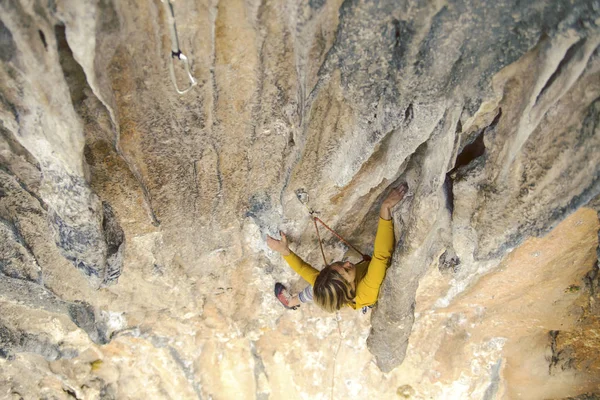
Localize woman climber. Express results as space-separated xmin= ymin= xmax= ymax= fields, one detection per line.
xmin=266 ymin=183 xmax=408 ymax=313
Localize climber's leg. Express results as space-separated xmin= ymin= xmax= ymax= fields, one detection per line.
xmin=298 ymin=285 xmax=313 ymax=304
xmin=274 ymin=282 xmax=301 ymax=309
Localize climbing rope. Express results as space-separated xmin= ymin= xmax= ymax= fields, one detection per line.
xmin=312 ymin=216 xmax=371 ymax=265
xmin=161 ymin=0 xmax=198 ymax=94
xmin=296 ymin=190 xmax=371 ymax=266
xmin=294 ymin=190 xmax=371 ymax=398
xmin=330 ymin=311 xmax=343 ymax=400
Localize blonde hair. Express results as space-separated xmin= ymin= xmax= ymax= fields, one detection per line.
xmin=313 ymin=262 xmax=355 ymax=313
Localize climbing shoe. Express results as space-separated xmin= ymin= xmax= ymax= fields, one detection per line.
xmin=274 ymin=282 xmax=299 ymax=310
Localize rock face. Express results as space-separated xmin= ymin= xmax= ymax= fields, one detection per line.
xmin=0 ymin=0 xmax=599 ymax=398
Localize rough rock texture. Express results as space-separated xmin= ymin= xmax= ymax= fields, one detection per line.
xmin=1 ymin=0 xmax=600 ymax=398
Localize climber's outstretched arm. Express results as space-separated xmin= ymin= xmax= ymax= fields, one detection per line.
xmin=267 ymin=232 xmax=319 ymax=286
xmin=355 ymin=184 xmax=407 ymax=307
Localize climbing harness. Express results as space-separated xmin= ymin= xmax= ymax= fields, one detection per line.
xmin=161 ymin=0 xmax=198 ymax=94
xmin=295 ymin=189 xmax=371 ymax=266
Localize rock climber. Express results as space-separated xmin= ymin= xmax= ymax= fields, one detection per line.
xmin=266 ymin=183 xmax=408 ymax=313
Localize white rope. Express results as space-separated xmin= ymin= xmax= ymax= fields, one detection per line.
xmin=161 ymin=0 xmax=197 ymax=94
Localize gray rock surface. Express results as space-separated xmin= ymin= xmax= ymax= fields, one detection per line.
xmin=0 ymin=0 xmax=599 ymax=397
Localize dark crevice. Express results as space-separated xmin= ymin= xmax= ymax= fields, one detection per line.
xmin=454 ymin=128 xmax=486 ymax=171
xmin=455 ymin=108 xmax=500 ymax=171
xmin=62 ymin=387 xmax=80 ymax=399
xmin=393 ymin=19 xmax=401 ymax=44
xmin=404 ymin=103 xmax=414 ymax=126
xmin=455 ymin=119 xmax=462 ymax=134
xmin=444 ymin=131 xmax=485 ymax=216
xmin=535 ymin=38 xmax=587 ymax=106
xmin=38 ymin=29 xmax=47 ymax=49
xmin=438 ymin=248 xmax=460 ymax=274
xmin=443 ymin=174 xmax=454 ymax=215
xmin=101 ymin=202 xmax=125 ymax=286
xmin=102 ymin=202 xmax=124 ymax=256
xmin=391 ymin=19 xmax=414 ymax=70
xmin=548 ymin=330 xmax=560 ymax=374
xmin=583 ymin=261 xmax=599 ymax=296
xmin=488 ymin=108 xmax=502 ymax=130
xmin=55 ymin=24 xmax=88 ymax=108
xmin=444 ymin=108 xmax=500 ymax=217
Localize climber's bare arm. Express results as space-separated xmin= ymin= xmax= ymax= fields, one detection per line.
xmin=266 ymin=231 xmax=291 ymax=256
xmin=380 ymin=183 xmax=408 ymax=220
xmin=266 ymin=232 xmax=319 ymax=285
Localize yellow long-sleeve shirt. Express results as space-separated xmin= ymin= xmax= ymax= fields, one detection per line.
xmin=283 ymin=218 xmax=395 ymax=309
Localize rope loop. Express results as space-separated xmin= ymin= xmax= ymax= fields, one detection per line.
xmin=295 ymin=189 xmax=368 ymax=266
xmin=311 ymin=215 xmax=369 ymax=266
xmin=161 ymin=0 xmax=198 ymax=94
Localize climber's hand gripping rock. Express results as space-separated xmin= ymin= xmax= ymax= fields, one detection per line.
xmin=380 ymin=182 xmax=408 ymax=220
xmin=266 ymin=231 xmax=291 ymax=256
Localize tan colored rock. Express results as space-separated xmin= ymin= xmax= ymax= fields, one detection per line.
xmin=0 ymin=0 xmax=599 ymax=398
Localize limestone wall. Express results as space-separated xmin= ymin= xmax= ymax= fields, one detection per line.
xmin=0 ymin=0 xmax=599 ymax=398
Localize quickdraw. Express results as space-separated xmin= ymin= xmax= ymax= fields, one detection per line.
xmin=295 ymin=189 xmax=371 ymax=266
xmin=161 ymin=0 xmax=198 ymax=94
